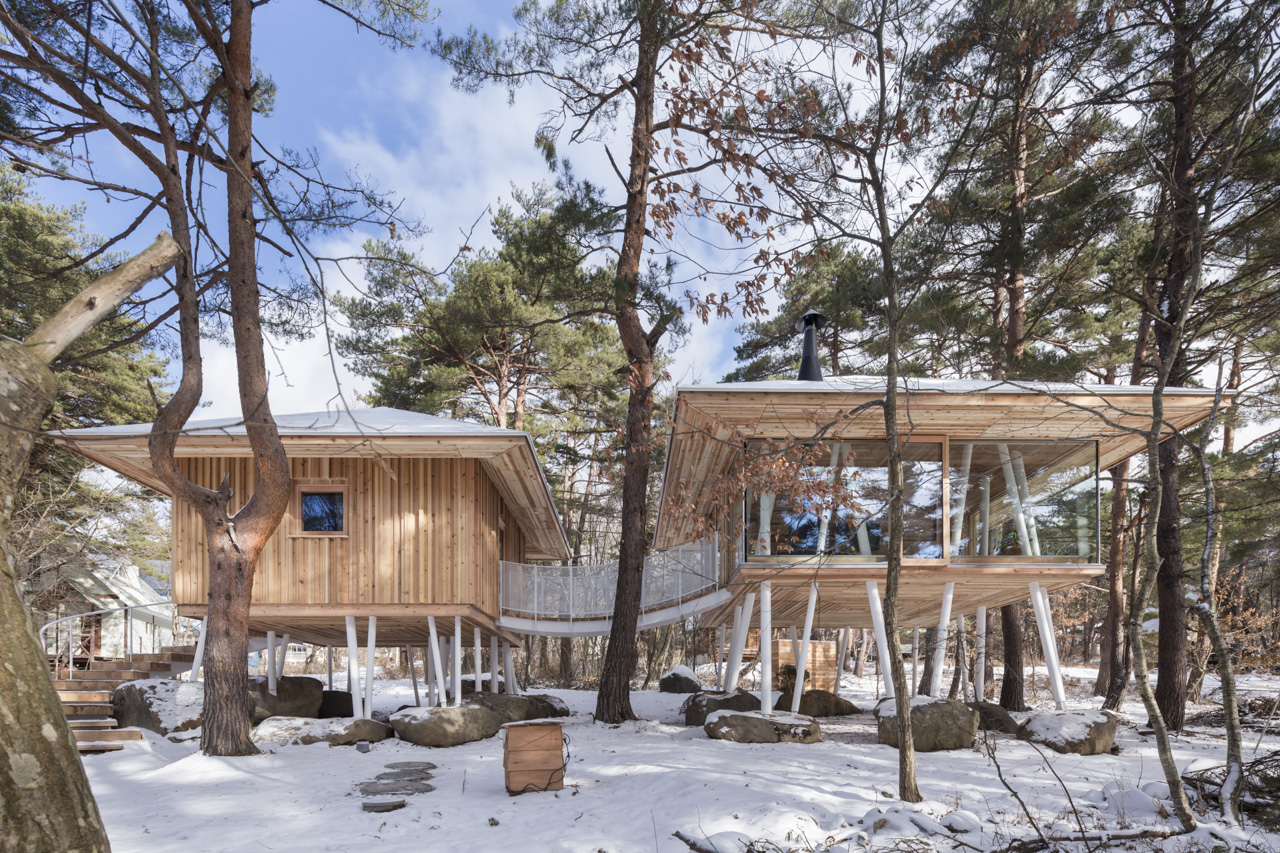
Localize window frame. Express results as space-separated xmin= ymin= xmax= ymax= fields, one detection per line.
xmin=290 ymin=481 xmax=349 ymax=538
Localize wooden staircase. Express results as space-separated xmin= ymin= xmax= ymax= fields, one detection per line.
xmin=55 ymin=646 xmax=197 ymax=753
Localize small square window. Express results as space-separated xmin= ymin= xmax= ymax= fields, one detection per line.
xmin=301 ymin=491 xmax=344 ymax=532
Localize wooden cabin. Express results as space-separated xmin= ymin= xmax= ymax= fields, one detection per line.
xmin=53 ymin=408 xmax=569 ymax=655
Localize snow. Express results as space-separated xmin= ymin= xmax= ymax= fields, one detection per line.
xmin=1020 ymin=710 xmax=1111 ymax=746
xmin=79 ymin=667 xmax=1280 ymax=852
xmin=873 ymin=695 xmax=949 ymax=718
xmin=664 ymin=664 xmax=698 ymax=682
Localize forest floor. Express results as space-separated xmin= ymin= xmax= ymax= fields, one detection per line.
xmin=80 ymin=664 xmax=1280 ymax=852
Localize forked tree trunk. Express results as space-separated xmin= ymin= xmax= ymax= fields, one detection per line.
xmin=1 ymin=234 xmax=180 ymax=853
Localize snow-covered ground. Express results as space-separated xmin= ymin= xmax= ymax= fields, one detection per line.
xmin=81 ymin=666 xmax=1280 ymax=852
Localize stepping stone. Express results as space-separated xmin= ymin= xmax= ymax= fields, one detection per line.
xmin=358 ymin=780 xmax=435 ymax=796
xmin=375 ymin=769 xmax=434 ymax=783
xmin=362 ymin=800 xmax=406 ymax=813
xmin=384 ymin=761 xmax=437 ymax=771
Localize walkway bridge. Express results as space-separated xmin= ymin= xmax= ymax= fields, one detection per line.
xmin=497 ymin=537 xmax=729 ymax=637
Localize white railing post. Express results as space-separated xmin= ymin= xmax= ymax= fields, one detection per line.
xmin=69 ymin=615 xmax=75 ymax=681
xmin=569 ymin=565 xmax=575 ymax=628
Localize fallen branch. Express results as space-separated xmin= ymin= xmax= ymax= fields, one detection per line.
xmin=673 ymin=830 xmax=721 ymax=853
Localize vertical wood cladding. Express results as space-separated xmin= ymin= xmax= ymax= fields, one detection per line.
xmin=171 ymin=456 xmax=523 ymax=615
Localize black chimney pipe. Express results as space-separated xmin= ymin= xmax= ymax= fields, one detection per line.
xmin=795 ymin=309 xmax=827 ymax=381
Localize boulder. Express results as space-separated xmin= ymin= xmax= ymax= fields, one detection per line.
xmin=252 ymin=716 xmax=393 ymax=747
xmin=659 ymin=666 xmax=701 ymax=694
xmin=876 ymin=697 xmax=979 ymax=752
xmin=466 ymin=692 xmax=570 ymax=724
xmin=522 ymin=694 xmax=570 ymax=719
xmin=682 ymin=690 xmax=763 ymax=727
xmin=1018 ymin=710 xmax=1117 ymax=756
xmin=774 ymin=689 xmax=860 ymax=717
xmin=968 ymin=701 xmax=1020 ymax=734
xmin=318 ymin=690 xmax=354 ymax=718
xmin=389 ymin=704 xmax=504 ymax=748
xmin=111 ymin=680 xmax=204 ymax=736
xmin=704 ymin=710 xmax=821 ymax=744
xmin=458 ymin=675 xmax=503 ymax=696
xmin=248 ymin=676 xmax=324 ymax=724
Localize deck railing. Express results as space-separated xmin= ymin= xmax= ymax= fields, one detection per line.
xmin=499 ymin=536 xmax=719 ymax=625
xmin=38 ymin=602 xmax=178 ymax=679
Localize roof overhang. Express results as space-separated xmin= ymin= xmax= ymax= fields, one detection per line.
xmin=51 ymin=410 xmax=571 ymax=561
xmin=654 ymin=376 xmax=1223 ymax=550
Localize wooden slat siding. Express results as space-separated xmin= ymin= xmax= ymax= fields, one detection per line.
xmin=170 ymin=455 xmax=523 ymax=618
xmin=771 ymin=640 xmax=838 ymax=692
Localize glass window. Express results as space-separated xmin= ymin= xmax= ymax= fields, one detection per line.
xmin=745 ymin=440 xmax=944 ymax=559
xmin=301 ymin=491 xmax=344 ymax=533
xmin=949 ymin=441 xmax=1096 ymax=559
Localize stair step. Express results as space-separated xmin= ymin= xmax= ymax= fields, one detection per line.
xmin=68 ymin=719 xmax=119 ymax=730
xmin=91 ymin=660 xmax=174 ymax=672
xmin=77 ymin=742 xmax=126 ymax=753
xmin=73 ymin=728 xmax=142 ymax=743
xmin=133 ymin=652 xmax=194 ymax=663
xmin=161 ymin=646 xmax=197 ymax=655
xmin=58 ymin=691 xmax=111 ymax=703
xmin=61 ymin=703 xmax=113 ymax=716
xmin=53 ymin=680 xmax=125 ymax=692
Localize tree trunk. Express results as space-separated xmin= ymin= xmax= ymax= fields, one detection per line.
xmin=558 ymin=636 xmax=574 ymax=687
xmin=1 ymin=234 xmax=179 ymax=853
xmin=853 ymin=628 xmax=869 ymax=677
xmin=999 ymin=603 xmax=1028 ymax=711
xmin=917 ymin=626 xmax=937 ymax=695
xmin=1154 ymin=435 xmax=1187 ymax=730
xmin=1100 ymin=461 xmax=1130 ymax=705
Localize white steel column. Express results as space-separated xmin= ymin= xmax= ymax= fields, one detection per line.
xmin=362 ymin=617 xmax=377 ymax=720
xmin=266 ymin=630 xmax=277 ymax=696
xmin=790 ymin=583 xmax=819 ymax=714
xmin=452 ymin=617 xmax=464 ymax=705
xmin=997 ymin=445 xmax=1033 ymax=554
xmin=502 ymin=641 xmax=519 ymax=696
xmin=865 ymin=581 xmax=895 ymax=698
xmin=407 ymin=645 xmax=420 ymax=706
xmin=1029 ymin=583 xmax=1067 ymax=709
xmin=759 ymin=581 xmax=772 ymax=715
xmin=326 ymin=645 xmax=333 ymax=690
xmin=345 ymin=616 xmax=361 ymax=718
xmin=975 ymin=607 xmax=987 ymax=701
xmin=929 ymin=582 xmax=955 ymax=696
xmin=189 ymin=621 xmax=207 ymax=683
xmin=473 ymin=627 xmax=483 ymax=694
xmin=979 ymin=475 xmax=991 ymax=556
xmin=911 ymin=627 xmax=920 ymax=695
xmin=427 ymin=616 xmax=446 ymax=705
xmin=950 ymin=442 xmax=973 ymax=555
xmin=1011 ymin=453 xmax=1041 ymax=556
xmin=276 ymin=634 xmax=290 ymax=680
xmin=715 ymin=625 xmax=727 ymax=691
xmin=955 ymin=616 xmax=967 ymax=699
xmin=724 ymin=592 xmax=755 ymax=694
xmin=490 ymin=635 xmax=500 ymax=693
xmin=426 ymin=643 xmax=438 ymax=706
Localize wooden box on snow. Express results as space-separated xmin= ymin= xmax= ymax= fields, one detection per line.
xmin=770 ymin=640 xmax=838 ymax=692
xmin=502 ymin=720 xmax=564 ymax=794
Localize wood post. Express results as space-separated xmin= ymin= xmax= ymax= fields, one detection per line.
xmin=759 ymin=581 xmax=772 ymax=715
xmin=266 ymin=630 xmax=277 ymax=696
xmin=1029 ymin=583 xmax=1067 ymax=709
xmin=453 ymin=616 xmax=464 ymax=706
xmin=865 ymin=580 xmax=895 ymax=698
xmin=345 ymin=616 xmax=361 ymax=717
xmin=189 ymin=620 xmax=207 ymax=683
xmin=791 ymin=583 xmax=819 ymax=714
xmin=490 ymin=635 xmax=500 ymax=694
xmin=363 ymin=617 xmax=377 ymax=720
xmin=930 ymin=582 xmax=955 ymax=696
xmin=407 ymin=645 xmax=420 ymax=707
xmin=427 ymin=616 xmax=447 ymax=705
xmin=975 ymin=606 xmax=987 ymax=701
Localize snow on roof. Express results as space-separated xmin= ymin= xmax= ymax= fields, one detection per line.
xmin=677 ymin=375 xmax=1219 ymax=397
xmin=54 ymin=406 xmax=526 ymax=440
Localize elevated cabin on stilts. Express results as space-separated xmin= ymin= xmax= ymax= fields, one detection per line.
xmin=52 ymin=407 xmax=570 ymax=717
xmin=652 ymin=317 xmax=1221 ymax=714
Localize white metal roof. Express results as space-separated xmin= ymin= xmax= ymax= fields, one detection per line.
xmin=677 ymin=375 xmax=1220 ymax=397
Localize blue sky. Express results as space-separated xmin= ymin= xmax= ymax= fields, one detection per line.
xmin=40 ymin=1 xmax=757 ymax=422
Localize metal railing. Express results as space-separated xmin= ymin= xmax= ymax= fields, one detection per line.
xmin=499 ymin=536 xmax=719 ymax=625
xmin=38 ymin=601 xmax=179 ymax=680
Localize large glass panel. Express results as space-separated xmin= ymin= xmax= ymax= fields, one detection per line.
xmin=949 ymin=441 xmax=1097 ymax=559
xmin=745 ymin=441 xmax=943 ymax=559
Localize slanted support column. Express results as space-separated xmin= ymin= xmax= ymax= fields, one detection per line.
xmin=715 ymin=625 xmax=727 ymax=691
xmin=865 ymin=581 xmax=895 ymax=698
xmin=326 ymin=645 xmax=333 ymax=690
xmin=427 ymin=616 xmax=447 ymax=705
xmin=266 ymin=630 xmax=277 ymax=696
xmin=363 ymin=617 xmax=378 ymax=720
xmin=723 ymin=592 xmax=755 ymax=694
xmin=975 ymin=607 xmax=987 ymax=701
xmin=453 ymin=616 xmax=464 ymax=706
xmin=929 ymin=582 xmax=955 ymax=696
xmin=490 ymin=635 xmax=500 ymax=694
xmin=759 ymin=581 xmax=772 ymax=715
xmin=276 ymin=634 xmax=290 ymax=680
xmin=426 ymin=644 xmax=437 ymax=706
xmin=1029 ymin=583 xmax=1068 ymax=709
xmin=790 ymin=583 xmax=819 ymax=714
xmin=407 ymin=645 xmax=420 ymax=707
xmin=473 ymin=627 xmax=483 ymax=695
xmin=345 ymin=616 xmax=361 ymax=718
xmin=502 ymin=641 xmax=519 ymax=696
xmin=189 ymin=620 xmax=207 ymax=683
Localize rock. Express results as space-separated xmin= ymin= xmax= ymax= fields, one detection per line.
xmin=682 ymin=690 xmax=763 ymax=727
xmin=362 ymin=800 xmax=406 ymax=813
xmin=375 ymin=769 xmax=434 ymax=783
xmin=1018 ymin=710 xmax=1118 ymax=756
xmin=522 ymin=694 xmax=570 ymax=719
xmin=251 ymin=716 xmax=393 ymax=747
xmin=358 ymin=779 xmax=435 ymax=796
xmin=704 ymin=710 xmax=822 ymax=744
xmin=659 ymin=666 xmax=701 ymax=693
xmin=248 ymin=676 xmax=324 ymax=724
xmin=384 ymin=761 xmax=437 ymax=771
xmin=876 ymin=697 xmax=979 ymax=752
xmin=466 ymin=692 xmax=568 ymax=724
xmin=773 ymin=689 xmax=860 ymax=717
xmin=968 ymin=701 xmax=1020 ymax=734
xmin=389 ymin=704 xmax=504 ymax=748
xmin=458 ymin=675 xmax=503 ymax=696
xmin=318 ymin=690 xmax=354 ymax=718
xmin=112 ymin=680 xmax=204 ymax=736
